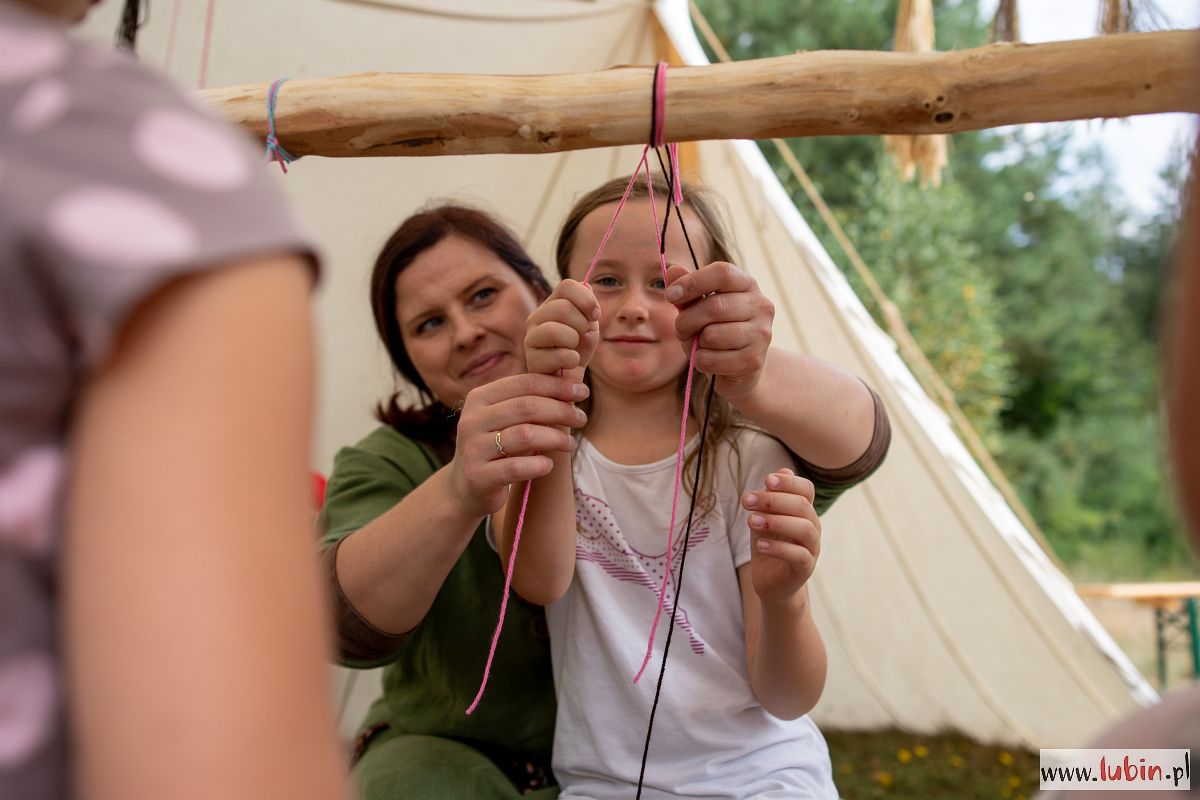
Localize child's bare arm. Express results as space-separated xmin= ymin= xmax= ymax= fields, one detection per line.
xmin=737 ymin=468 xmax=828 ymax=719
xmin=497 ymin=280 xmax=599 ymax=605
xmin=66 ymin=258 xmax=349 ymax=800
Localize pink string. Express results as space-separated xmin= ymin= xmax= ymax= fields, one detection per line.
xmin=581 ymin=149 xmax=651 ymax=285
xmin=466 ymin=479 xmax=534 ymax=715
xmin=469 ymin=60 xmax=693 ymax=711
xmin=197 ymin=0 xmax=216 ymax=89
xmin=631 ymin=162 xmax=700 ymax=685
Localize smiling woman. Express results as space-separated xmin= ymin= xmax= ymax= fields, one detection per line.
xmin=319 ymin=205 xmax=582 ymax=800
xmin=395 ymin=235 xmax=542 ymax=409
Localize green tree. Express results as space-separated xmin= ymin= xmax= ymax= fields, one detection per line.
xmin=693 ymin=0 xmax=1196 ymax=577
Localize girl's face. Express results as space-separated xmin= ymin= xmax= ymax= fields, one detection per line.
xmin=567 ymin=198 xmax=705 ymax=398
xmin=395 ymin=234 xmax=541 ymax=407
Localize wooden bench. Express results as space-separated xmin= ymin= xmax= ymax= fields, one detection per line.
xmin=1076 ymin=582 xmax=1200 ymax=689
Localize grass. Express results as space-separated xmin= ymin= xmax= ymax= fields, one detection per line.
xmin=826 ymin=729 xmax=1039 ymax=800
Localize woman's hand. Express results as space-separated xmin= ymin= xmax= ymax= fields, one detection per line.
xmin=743 ymin=468 xmax=821 ymax=607
xmin=450 ymin=372 xmax=589 ymax=518
xmin=524 ymin=278 xmax=600 ymax=381
xmin=665 ymin=262 xmax=774 ymax=401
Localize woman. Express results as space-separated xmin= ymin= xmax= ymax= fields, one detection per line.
xmin=1 ymin=1 xmax=348 ymax=799
xmin=320 ymin=202 xmax=891 ymax=799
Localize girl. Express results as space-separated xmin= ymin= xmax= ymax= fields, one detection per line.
xmin=497 ymin=174 xmax=839 ymax=799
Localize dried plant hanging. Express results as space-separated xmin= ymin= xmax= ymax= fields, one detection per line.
xmin=1098 ymin=0 xmax=1172 ymax=35
xmin=990 ymin=0 xmax=1021 ymax=43
xmin=884 ymin=0 xmax=948 ymax=187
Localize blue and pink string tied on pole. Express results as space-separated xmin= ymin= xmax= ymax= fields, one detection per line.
xmin=263 ymin=77 xmax=297 ymax=173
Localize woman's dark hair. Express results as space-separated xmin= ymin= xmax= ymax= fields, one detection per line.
xmin=370 ymin=205 xmax=551 ymax=455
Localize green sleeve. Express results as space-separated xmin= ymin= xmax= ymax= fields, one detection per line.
xmin=795 ymin=385 xmax=892 ymax=516
xmin=318 ymin=427 xmax=440 ymax=551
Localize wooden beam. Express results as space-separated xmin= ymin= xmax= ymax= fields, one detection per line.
xmin=201 ymin=29 xmax=1200 ymax=158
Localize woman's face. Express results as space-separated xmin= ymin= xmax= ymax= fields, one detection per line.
xmin=395 ymin=235 xmax=541 ymax=407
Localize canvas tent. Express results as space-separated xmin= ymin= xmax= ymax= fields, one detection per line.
xmin=80 ymin=0 xmax=1157 ymax=750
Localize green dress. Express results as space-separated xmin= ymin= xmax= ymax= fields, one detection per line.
xmin=320 ymin=426 xmax=558 ymax=800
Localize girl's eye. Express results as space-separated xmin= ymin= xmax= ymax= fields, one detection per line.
xmin=415 ymin=316 xmax=443 ymax=335
xmin=470 ymin=286 xmax=497 ymax=304
xmin=593 ymin=276 xmax=621 ymax=288
xmin=650 ymin=278 xmax=666 ymax=291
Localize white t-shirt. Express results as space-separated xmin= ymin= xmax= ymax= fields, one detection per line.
xmin=547 ymin=427 xmax=838 ymax=800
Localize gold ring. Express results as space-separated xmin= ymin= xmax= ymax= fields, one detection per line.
xmin=495 ymin=431 xmax=509 ymax=458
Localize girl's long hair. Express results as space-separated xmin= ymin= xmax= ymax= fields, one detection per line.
xmin=555 ymin=172 xmax=744 ymax=512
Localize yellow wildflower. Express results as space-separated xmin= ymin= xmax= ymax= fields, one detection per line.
xmin=873 ymin=770 xmax=894 ymax=788
xmin=949 ymin=754 xmax=965 ymax=768
xmin=998 ymin=751 xmax=1015 ymax=767
xmin=897 ymin=748 xmax=912 ymax=764
xmin=914 ymin=745 xmax=929 ymax=758
xmin=1009 ymin=775 xmax=1022 ymax=788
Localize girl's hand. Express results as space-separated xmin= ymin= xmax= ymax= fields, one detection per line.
xmin=743 ymin=468 xmax=821 ymax=607
xmin=524 ymin=279 xmax=600 ymax=381
xmin=450 ymin=372 xmax=589 ymax=517
xmin=665 ymin=262 xmax=774 ymax=401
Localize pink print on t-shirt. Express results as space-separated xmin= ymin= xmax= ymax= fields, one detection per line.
xmin=0 ymin=447 xmax=64 ymax=557
xmin=0 ymin=651 xmax=56 ymax=768
xmin=575 ymin=489 xmax=708 ymax=655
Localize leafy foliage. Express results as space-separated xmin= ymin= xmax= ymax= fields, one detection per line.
xmin=694 ymin=0 xmax=1198 ymax=577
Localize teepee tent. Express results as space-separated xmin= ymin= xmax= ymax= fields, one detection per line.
xmin=80 ymin=0 xmax=1160 ymax=749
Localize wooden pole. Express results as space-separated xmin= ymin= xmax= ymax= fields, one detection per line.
xmin=200 ymin=29 xmax=1200 ymax=158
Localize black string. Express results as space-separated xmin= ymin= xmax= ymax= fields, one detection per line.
xmin=634 ymin=380 xmax=715 ymax=798
xmin=652 ymin=146 xmax=702 ymax=268
xmin=648 ymin=63 xmax=663 ymax=147
xmin=634 ymin=134 xmax=716 ymax=799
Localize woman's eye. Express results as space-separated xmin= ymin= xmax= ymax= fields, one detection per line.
xmin=470 ymin=287 xmax=497 ymax=304
xmin=415 ymin=316 xmax=443 ymax=335
xmin=593 ymin=276 xmax=620 ymax=288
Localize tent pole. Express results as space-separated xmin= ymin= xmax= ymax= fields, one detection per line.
xmin=199 ymin=29 xmax=1200 ymax=159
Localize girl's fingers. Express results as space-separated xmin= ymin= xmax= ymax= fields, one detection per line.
xmin=538 ymin=281 xmax=599 ymax=331
xmin=748 ymin=513 xmax=820 ymax=556
xmin=761 ymin=469 xmax=816 ymax=503
xmin=526 ymin=346 xmax=582 ymax=376
xmin=527 ymin=319 xmax=584 ymax=350
xmin=742 ymin=486 xmax=816 ymax=521
xmin=752 ymin=535 xmax=816 ymax=573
